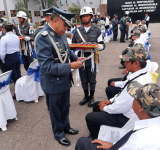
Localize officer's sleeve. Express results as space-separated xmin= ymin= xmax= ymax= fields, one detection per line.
xmin=72 ymin=29 xmax=78 ymax=43
xmin=15 ymin=27 xmax=20 ymax=36
xmin=112 ymin=20 xmax=116 ymax=26
xmin=36 ymin=34 xmax=71 ymax=76
xmin=69 ymin=51 xmax=78 ymax=62
xmin=0 ymin=37 xmax=6 ymax=63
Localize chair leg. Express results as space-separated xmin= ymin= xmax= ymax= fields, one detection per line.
xmin=35 ymin=99 xmax=38 ymax=103
xmin=15 ymin=116 xmax=18 ymax=121
xmin=1 ymin=126 xmax=7 ymax=131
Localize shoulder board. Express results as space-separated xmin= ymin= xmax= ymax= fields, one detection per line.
xmin=41 ymin=31 xmax=48 ymax=36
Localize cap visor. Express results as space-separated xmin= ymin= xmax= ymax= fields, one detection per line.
xmin=127 ymin=81 xmax=142 ymax=99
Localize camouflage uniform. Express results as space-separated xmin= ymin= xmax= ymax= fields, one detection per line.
xmin=127 ymin=82 xmax=160 ymax=117
xmin=122 ymin=43 xmax=148 ymax=62
xmin=140 ymin=26 xmax=147 ymax=32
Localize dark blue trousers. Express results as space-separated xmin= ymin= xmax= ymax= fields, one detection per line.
xmin=0 ymin=59 xmax=6 ymax=73
xmin=120 ymin=29 xmax=125 ymax=42
xmin=5 ymin=52 xmax=21 ymax=83
xmin=45 ymin=89 xmax=71 ymax=139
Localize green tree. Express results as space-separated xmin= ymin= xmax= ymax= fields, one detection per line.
xmin=33 ymin=0 xmax=57 ymax=9
xmin=15 ymin=1 xmax=30 ymax=16
xmin=68 ymin=4 xmax=81 ymax=16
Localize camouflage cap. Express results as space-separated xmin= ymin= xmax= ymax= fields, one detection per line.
xmin=137 ymin=28 xmax=142 ymax=32
xmin=135 ymin=20 xmax=141 ymax=24
xmin=127 ymin=81 xmax=160 ymax=117
xmin=134 ymin=43 xmax=147 ymax=51
xmin=122 ymin=43 xmax=148 ymax=62
xmin=2 ymin=20 xmax=13 ymax=28
xmin=141 ymin=26 xmax=147 ymax=32
xmin=141 ymin=20 xmax=146 ymax=24
xmin=132 ymin=29 xmax=141 ymax=36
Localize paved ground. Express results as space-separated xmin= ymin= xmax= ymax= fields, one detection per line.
xmin=0 ymin=23 xmax=160 ymax=150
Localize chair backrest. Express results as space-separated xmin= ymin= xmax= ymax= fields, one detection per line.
xmin=122 ymin=114 xmax=139 ymax=131
xmin=151 ymin=62 xmax=158 ymax=75
xmin=0 ymin=70 xmax=12 ymax=94
xmin=28 ymin=60 xmax=39 ymax=70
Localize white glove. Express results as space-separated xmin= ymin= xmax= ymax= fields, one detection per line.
xmin=24 ymin=36 xmax=30 ymax=41
xmin=97 ymin=44 xmax=104 ymax=51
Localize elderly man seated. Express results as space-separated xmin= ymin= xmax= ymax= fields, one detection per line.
xmin=84 ymin=44 xmax=153 ymax=140
xmin=141 ymin=20 xmax=147 ymax=28
xmin=132 ymin=30 xmax=145 ymax=45
xmin=140 ymin=26 xmax=148 ymax=44
xmin=76 ymin=82 xmax=160 ymax=150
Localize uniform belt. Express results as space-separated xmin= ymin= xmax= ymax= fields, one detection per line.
xmin=6 ymin=51 xmax=19 ymax=55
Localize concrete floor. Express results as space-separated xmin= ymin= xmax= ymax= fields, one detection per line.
xmin=0 ymin=23 xmax=160 ymax=150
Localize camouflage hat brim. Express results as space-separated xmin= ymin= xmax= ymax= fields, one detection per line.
xmin=127 ymin=81 xmax=142 ymax=99
xmin=128 ymin=82 xmax=160 ymax=117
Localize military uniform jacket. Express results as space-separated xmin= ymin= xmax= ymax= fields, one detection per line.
xmin=111 ymin=18 xmax=118 ymax=29
xmin=36 ymin=24 xmax=78 ymax=94
xmin=15 ymin=22 xmax=34 ymax=38
xmin=119 ymin=17 xmax=127 ymax=30
xmin=72 ymin=24 xmax=101 ymax=66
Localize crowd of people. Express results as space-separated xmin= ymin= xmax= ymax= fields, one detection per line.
xmin=0 ymin=5 xmax=160 ymax=150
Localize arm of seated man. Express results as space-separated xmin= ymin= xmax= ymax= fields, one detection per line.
xmin=99 ymin=100 xmax=111 ymax=111
xmin=92 ymin=139 xmax=113 ymax=149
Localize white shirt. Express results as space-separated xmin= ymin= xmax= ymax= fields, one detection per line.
xmin=119 ymin=116 xmax=160 ymax=150
xmin=0 ymin=32 xmax=20 ymax=63
xmin=115 ymin=72 xmax=132 ymax=88
xmin=103 ymin=67 xmax=153 ymax=118
xmin=145 ymin=16 xmax=150 ymax=21
xmin=105 ymin=17 xmax=109 ymax=26
xmin=67 ymin=37 xmax=72 ymax=44
xmin=134 ymin=38 xmax=145 ymax=45
xmin=140 ymin=33 xmax=148 ymax=44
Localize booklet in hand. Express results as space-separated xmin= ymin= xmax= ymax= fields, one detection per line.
xmin=81 ymin=53 xmax=94 ymax=63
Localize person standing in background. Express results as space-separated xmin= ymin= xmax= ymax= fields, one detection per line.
xmin=111 ymin=14 xmax=118 ymax=41
xmin=125 ymin=11 xmax=132 ymax=40
xmin=119 ymin=14 xmax=128 ymax=43
xmin=15 ymin=11 xmax=34 ymax=71
xmin=145 ymin=13 xmax=150 ymax=28
xmin=0 ymin=21 xmax=21 ymax=99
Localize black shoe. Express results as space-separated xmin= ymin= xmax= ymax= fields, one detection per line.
xmin=79 ymin=96 xmax=89 ymax=105
xmin=119 ymin=66 xmax=125 ymax=69
xmin=88 ymin=97 xmax=94 ymax=107
xmin=12 ymin=94 xmax=16 ymax=100
xmin=126 ymin=38 xmax=128 ymax=40
xmin=57 ymin=137 xmax=70 ymax=146
xmin=65 ymin=128 xmax=78 ymax=135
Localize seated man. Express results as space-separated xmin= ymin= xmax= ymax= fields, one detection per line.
xmin=85 ymin=44 xmax=153 ymax=139
xmin=76 ymin=82 xmax=160 ymax=150
xmin=140 ymin=26 xmax=148 ymax=44
xmin=129 ymin=20 xmax=141 ymax=39
xmin=141 ymin=20 xmax=147 ymax=28
xmin=65 ymin=31 xmax=72 ymax=44
xmin=132 ymin=30 xmax=145 ymax=45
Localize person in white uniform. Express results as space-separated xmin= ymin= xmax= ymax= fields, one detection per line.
xmin=76 ymin=82 xmax=160 ymax=150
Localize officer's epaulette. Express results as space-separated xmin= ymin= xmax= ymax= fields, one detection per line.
xmin=41 ymin=31 xmax=48 ymax=36
xmin=38 ymin=26 xmax=44 ymax=29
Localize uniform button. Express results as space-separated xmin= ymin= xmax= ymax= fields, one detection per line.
xmin=57 ymin=78 xmax=59 ymax=80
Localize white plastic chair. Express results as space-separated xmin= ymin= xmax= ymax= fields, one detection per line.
xmin=0 ymin=70 xmax=18 ymax=131
xmin=15 ymin=60 xmax=44 ymax=103
xmin=98 ymin=114 xmax=139 ymax=143
xmin=146 ymin=60 xmax=158 ymax=77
